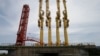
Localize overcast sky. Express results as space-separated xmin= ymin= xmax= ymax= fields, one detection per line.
xmin=0 ymin=0 xmax=100 ymax=46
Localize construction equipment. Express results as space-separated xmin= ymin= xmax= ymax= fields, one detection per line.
xmin=62 ymin=0 xmax=69 ymax=46
xmin=45 ymin=0 xmax=52 ymax=46
xmin=38 ymin=0 xmax=44 ymax=46
xmin=55 ymin=0 xmax=61 ymax=46
xmin=16 ymin=0 xmax=69 ymax=46
xmin=16 ymin=4 xmax=30 ymax=46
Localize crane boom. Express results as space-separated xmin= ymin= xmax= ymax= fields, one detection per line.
xmin=63 ymin=0 xmax=69 ymax=46
xmin=45 ymin=0 xmax=52 ymax=46
xmin=16 ymin=4 xmax=30 ymax=46
xmin=56 ymin=0 xmax=61 ymax=46
xmin=38 ymin=0 xmax=44 ymax=46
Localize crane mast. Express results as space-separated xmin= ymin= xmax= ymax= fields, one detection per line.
xmin=38 ymin=0 xmax=44 ymax=46
xmin=56 ymin=0 xmax=61 ymax=46
xmin=16 ymin=4 xmax=30 ymax=46
xmin=62 ymin=0 xmax=69 ymax=46
xmin=45 ymin=0 xmax=52 ymax=46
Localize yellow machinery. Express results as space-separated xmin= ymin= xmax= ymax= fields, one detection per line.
xmin=38 ymin=0 xmax=44 ymax=46
xmin=37 ymin=0 xmax=69 ymax=46
xmin=45 ymin=0 xmax=52 ymax=46
xmin=62 ymin=0 xmax=69 ymax=46
xmin=55 ymin=0 xmax=61 ymax=46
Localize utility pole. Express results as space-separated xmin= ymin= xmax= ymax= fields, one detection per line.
xmin=63 ymin=0 xmax=69 ymax=46
xmin=45 ymin=0 xmax=52 ymax=46
xmin=56 ymin=0 xmax=61 ymax=46
xmin=38 ymin=0 xmax=44 ymax=46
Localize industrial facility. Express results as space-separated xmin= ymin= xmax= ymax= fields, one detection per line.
xmin=0 ymin=0 xmax=100 ymax=56
xmin=16 ymin=0 xmax=69 ymax=47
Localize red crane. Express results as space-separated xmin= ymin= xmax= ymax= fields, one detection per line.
xmin=16 ymin=4 xmax=30 ymax=46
